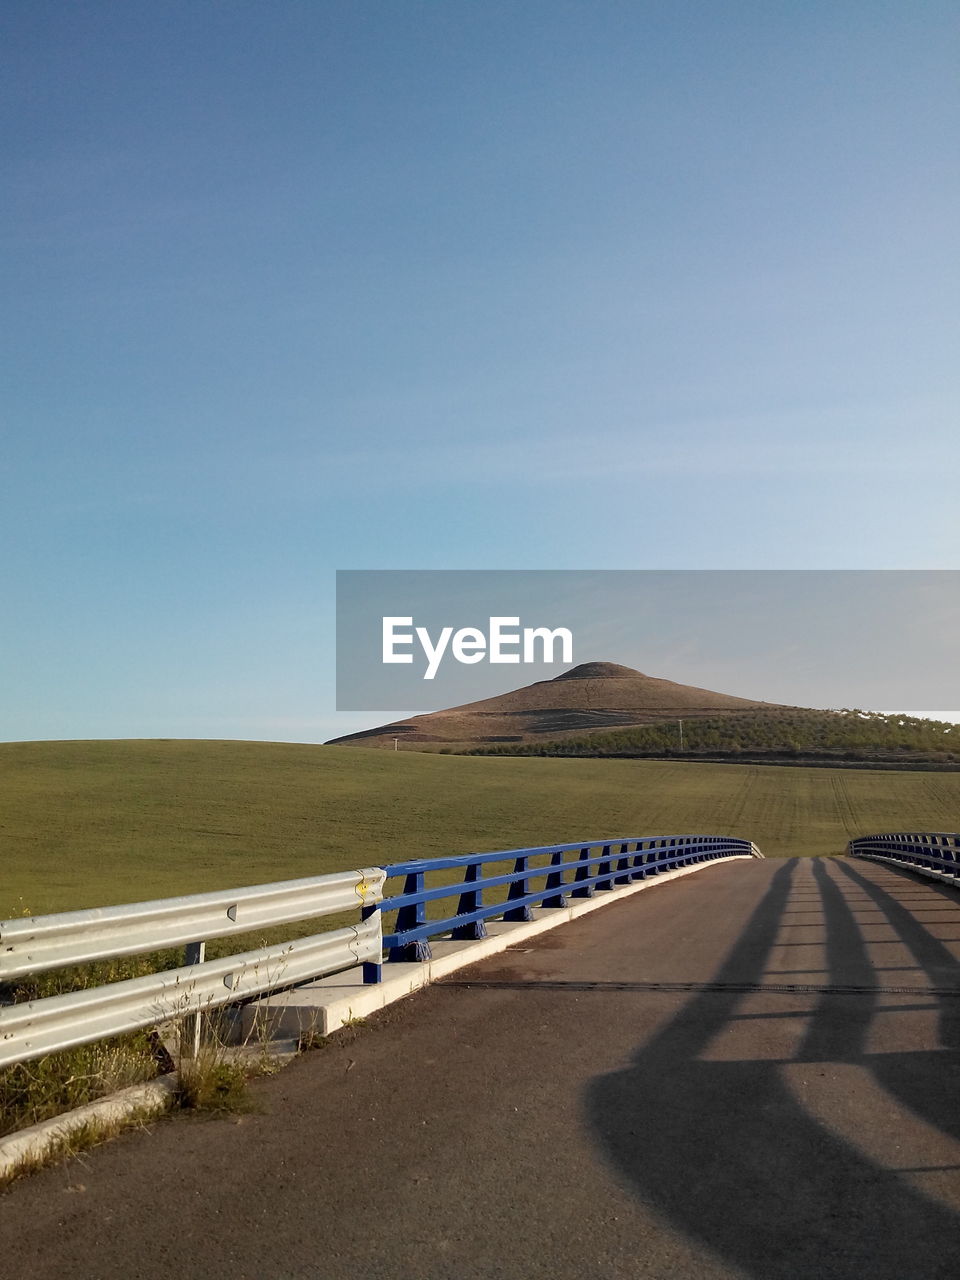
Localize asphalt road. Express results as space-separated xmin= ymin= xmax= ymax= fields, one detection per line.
xmin=3 ymin=856 xmax=959 ymax=1280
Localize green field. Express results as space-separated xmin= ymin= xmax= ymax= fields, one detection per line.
xmin=1 ymin=739 xmax=958 ymax=916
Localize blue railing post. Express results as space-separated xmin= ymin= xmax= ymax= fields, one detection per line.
xmin=541 ymin=850 xmax=568 ymax=908
xmin=614 ymin=841 xmax=632 ymax=886
xmin=631 ymin=843 xmax=647 ymax=881
xmin=452 ymin=860 xmax=488 ymax=940
xmin=596 ymin=844 xmax=614 ymax=890
xmin=389 ymin=870 xmax=433 ymax=963
xmin=571 ymin=846 xmax=595 ymax=898
xmin=504 ymin=855 xmax=533 ymax=922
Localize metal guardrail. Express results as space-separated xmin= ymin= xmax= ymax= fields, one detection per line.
xmin=0 ymin=869 xmax=384 ymax=980
xmin=364 ymin=834 xmax=762 ymax=982
xmin=0 ymin=919 xmax=382 ymax=1069
xmin=848 ymin=832 xmax=959 ymax=883
xmin=0 ymin=868 xmax=385 ymax=1069
xmin=1 ymin=835 xmax=762 ymax=1063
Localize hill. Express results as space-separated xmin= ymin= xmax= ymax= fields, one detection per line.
xmin=327 ymin=660 xmax=784 ymax=748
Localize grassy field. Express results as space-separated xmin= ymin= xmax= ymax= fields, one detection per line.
xmin=2 ymin=739 xmax=959 ymax=915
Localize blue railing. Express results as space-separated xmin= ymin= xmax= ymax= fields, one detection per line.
xmin=848 ymin=832 xmax=959 ymax=881
xmin=362 ymin=834 xmax=760 ymax=983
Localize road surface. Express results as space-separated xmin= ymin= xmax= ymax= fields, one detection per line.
xmin=2 ymin=856 xmax=959 ymax=1279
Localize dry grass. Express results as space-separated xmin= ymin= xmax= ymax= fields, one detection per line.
xmin=0 ymin=1035 xmax=161 ymax=1141
xmin=174 ymin=1046 xmax=252 ymax=1114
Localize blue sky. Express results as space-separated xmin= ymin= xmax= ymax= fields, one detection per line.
xmin=2 ymin=1 xmax=957 ymax=742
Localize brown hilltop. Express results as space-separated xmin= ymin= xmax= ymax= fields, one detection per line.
xmin=553 ymin=661 xmax=641 ymax=680
xmin=328 ymin=661 xmax=784 ymax=749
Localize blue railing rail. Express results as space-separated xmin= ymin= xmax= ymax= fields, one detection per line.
xmin=361 ymin=834 xmax=761 ymax=983
xmin=848 ymin=832 xmax=960 ymax=880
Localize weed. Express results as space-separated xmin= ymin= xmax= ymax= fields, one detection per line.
xmin=175 ymin=1050 xmax=251 ymax=1113
xmin=297 ymin=1023 xmax=327 ymax=1052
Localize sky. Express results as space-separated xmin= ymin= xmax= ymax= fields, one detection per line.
xmin=2 ymin=1 xmax=958 ymax=743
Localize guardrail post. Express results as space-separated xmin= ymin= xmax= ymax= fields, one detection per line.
xmin=452 ymin=861 xmax=488 ymax=939
xmin=504 ymin=855 xmax=533 ymax=922
xmin=541 ymin=850 xmax=568 ymax=908
xmin=571 ymin=846 xmax=595 ymax=898
xmin=362 ymin=904 xmax=382 ymax=984
xmin=389 ymin=871 xmax=433 ymax=963
xmin=183 ymin=940 xmax=205 ymax=1056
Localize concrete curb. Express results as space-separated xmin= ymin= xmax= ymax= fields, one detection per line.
xmin=0 ymin=1074 xmax=179 ymax=1179
xmin=0 ymin=1041 xmax=306 ymax=1183
xmin=855 ymin=853 xmax=958 ymax=889
xmin=242 ymin=855 xmax=755 ymax=1040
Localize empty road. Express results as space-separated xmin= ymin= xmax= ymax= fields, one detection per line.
xmin=3 ymin=856 xmax=959 ymax=1279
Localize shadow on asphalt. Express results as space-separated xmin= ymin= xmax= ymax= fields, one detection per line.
xmin=584 ymin=858 xmax=960 ymax=1279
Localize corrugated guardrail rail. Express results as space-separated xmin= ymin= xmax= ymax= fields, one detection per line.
xmin=0 ymin=868 xmax=385 ymax=1068
xmin=364 ymin=834 xmax=763 ymax=982
xmin=848 ymin=832 xmax=959 ymax=885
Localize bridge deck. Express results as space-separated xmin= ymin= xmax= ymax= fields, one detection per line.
xmin=3 ymin=856 xmax=959 ymax=1279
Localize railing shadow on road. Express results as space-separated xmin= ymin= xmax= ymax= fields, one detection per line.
xmin=583 ymin=858 xmax=960 ymax=1280
xmin=830 ymin=858 xmax=960 ymax=1148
